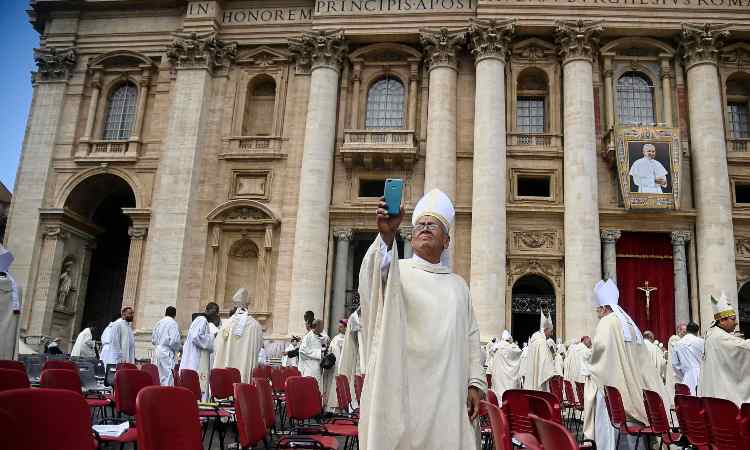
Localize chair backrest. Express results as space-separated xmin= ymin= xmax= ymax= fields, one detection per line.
xmin=674 ymin=394 xmax=710 ymax=447
xmin=136 ymin=386 xmax=203 ymax=450
xmin=252 ymin=365 xmax=271 ymax=380
xmin=114 ymin=369 xmax=154 ymax=416
xmin=335 ymin=374 xmax=352 ymax=412
xmin=141 ymin=363 xmax=160 ymax=385
xmin=178 ymin=368 xmax=202 ymax=401
xmin=739 ymin=403 xmax=750 ymax=450
xmin=642 ymin=389 xmax=670 ymax=434
xmin=354 ymin=373 xmax=364 ymax=404
xmin=234 ymin=383 xmax=268 ymax=447
xmin=486 ymin=373 xmax=492 ymax=390
xmin=285 ymin=376 xmax=323 ymax=421
xmin=76 ymin=360 xmax=99 ymax=392
xmin=487 ymin=389 xmax=499 ymax=407
xmin=228 ymin=367 xmax=242 ymax=385
xmin=526 ymin=390 xmax=562 ymax=424
xmin=271 ymin=367 xmax=287 ymax=393
xmin=482 ymin=400 xmax=512 ymax=450
xmin=0 ymin=388 xmax=97 ymax=450
xmin=172 ymin=367 xmax=181 ymax=386
xmin=548 ymin=376 xmax=564 ymax=404
xmin=0 ymin=368 xmax=30 ymax=392
xmin=0 ymin=359 xmax=26 ymax=373
xmin=116 ymin=362 xmax=138 ymax=371
xmin=532 ymin=415 xmax=580 ymax=450
xmin=501 ymin=389 xmax=534 ymax=435
xmin=575 ymin=382 xmax=585 ymax=409
xmin=528 ymin=395 xmax=558 ymax=424
xmin=253 ymin=377 xmax=276 ymax=429
xmin=209 ymin=368 xmax=234 ymax=401
xmin=674 ymin=383 xmax=691 ymax=396
xmin=40 ymin=368 xmax=82 ymax=394
xmin=42 ymin=359 xmax=78 ymax=372
xmin=563 ymin=380 xmax=577 ymax=406
xmin=703 ymin=396 xmax=742 ymax=450
xmin=287 ymin=366 xmax=301 ymax=377
xmin=603 ymin=385 xmax=627 ymax=429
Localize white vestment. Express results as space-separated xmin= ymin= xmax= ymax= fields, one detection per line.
xmin=339 ymin=310 xmax=362 ymax=409
xmin=151 ymin=316 xmax=182 ymax=386
xmin=179 ymin=316 xmax=215 ymax=396
xmin=523 ymin=331 xmax=557 ymax=391
xmin=71 ymin=327 xmax=96 ymax=358
xmin=644 ymin=340 xmax=666 ymax=380
xmin=664 ymin=335 xmax=680 ymax=402
xmin=490 ymin=340 xmax=522 ymax=399
xmin=213 ymin=308 xmax=264 ymax=382
xmin=100 ymin=322 xmax=116 ymax=365
xmin=629 ymin=157 xmax=668 ymax=193
xmin=671 ymin=333 xmax=704 ymax=395
xmin=698 ymin=326 xmax=750 ymax=406
xmin=325 ymin=332 xmax=346 ymax=410
xmin=281 ymin=343 xmax=299 ymax=367
xmin=358 ymin=237 xmax=486 ymax=450
xmin=0 ymin=272 xmax=21 ymax=360
xmin=110 ymin=318 xmax=135 ymax=363
xmin=299 ymin=329 xmax=327 ymax=384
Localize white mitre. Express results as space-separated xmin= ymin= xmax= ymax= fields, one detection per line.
xmin=412 ymin=188 xmax=455 ymax=233
xmin=711 ymin=291 xmax=736 ymax=322
xmin=501 ymin=329 xmax=512 ymax=342
xmin=0 ymin=244 xmax=13 ymax=273
xmin=232 ymin=288 xmax=249 ymax=307
xmin=594 ymin=279 xmax=644 ymax=344
xmin=539 ymin=310 xmax=553 ymax=331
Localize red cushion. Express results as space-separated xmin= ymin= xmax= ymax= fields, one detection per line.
xmin=324 ymin=423 xmax=358 ymax=436
xmin=98 ymin=427 xmax=138 ymax=443
xmin=86 ymin=398 xmax=111 ymax=408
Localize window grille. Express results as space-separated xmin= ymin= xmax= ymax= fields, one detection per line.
xmin=517 ymin=96 xmax=545 ymax=133
xmin=365 ymin=77 xmax=405 ymax=129
xmin=728 ymin=102 xmax=750 ymax=139
xmin=103 ymin=83 xmax=137 ymax=140
xmin=616 ymin=72 xmax=655 ymax=125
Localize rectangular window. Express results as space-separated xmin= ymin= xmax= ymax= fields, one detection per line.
xmin=517 ymin=175 xmax=551 ymax=198
xmin=359 ymin=179 xmax=386 ymax=198
xmin=516 ymin=96 xmax=545 ymax=134
xmin=735 ymin=182 xmax=750 ymax=204
xmin=728 ymin=102 xmax=750 ymax=139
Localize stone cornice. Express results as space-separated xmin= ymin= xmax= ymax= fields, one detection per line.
xmin=671 ymin=230 xmax=692 ymax=245
xmin=288 ymin=29 xmax=347 ymax=73
xmin=679 ymin=23 xmax=731 ymax=70
xmin=333 ymin=228 xmax=353 ymax=241
xmin=600 ymin=229 xmax=622 ymax=242
xmin=468 ymin=18 xmax=516 ymax=64
xmin=554 ymin=19 xmax=605 ymax=65
xmin=420 ymin=27 xmax=466 ymax=71
xmin=33 ymin=47 xmax=77 ymax=82
xmin=166 ymin=31 xmax=237 ymax=73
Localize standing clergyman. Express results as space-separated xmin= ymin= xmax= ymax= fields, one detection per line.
xmin=523 ymin=311 xmax=557 ymax=392
xmin=629 ymin=143 xmax=668 ymax=193
xmin=180 ymin=302 xmax=219 ymax=398
xmin=71 ymin=322 xmax=97 ymax=358
xmin=151 ymin=306 xmax=182 ymax=386
xmin=672 ymin=322 xmax=704 ymax=395
xmin=111 ymin=307 xmax=135 ymax=364
xmin=490 ymin=330 xmax=522 ymax=399
xmin=358 ymin=188 xmax=486 ymax=450
xmin=214 ymin=288 xmax=264 ymax=382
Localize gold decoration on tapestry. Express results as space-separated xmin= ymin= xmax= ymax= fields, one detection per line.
xmin=615 ymin=126 xmax=681 ymax=210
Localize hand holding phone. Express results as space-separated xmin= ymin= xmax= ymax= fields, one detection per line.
xmin=384 ymin=179 xmax=403 ymax=216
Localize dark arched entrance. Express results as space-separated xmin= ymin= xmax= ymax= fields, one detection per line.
xmin=65 ymin=174 xmax=135 ymax=339
xmin=739 ymin=282 xmax=750 ymax=338
xmin=511 ymin=274 xmax=556 ymax=346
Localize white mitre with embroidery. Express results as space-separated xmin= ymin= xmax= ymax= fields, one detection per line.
xmin=594 ymin=279 xmax=644 ymax=344
xmin=501 ymin=329 xmax=512 ymax=342
xmin=711 ymin=291 xmax=736 ymax=321
xmin=412 ymin=188 xmax=455 ymax=232
xmin=539 ymin=310 xmax=553 ymax=331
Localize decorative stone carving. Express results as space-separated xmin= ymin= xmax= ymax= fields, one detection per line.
xmin=513 ymin=231 xmax=557 ymax=250
xmin=44 ymin=225 xmax=69 ymax=241
xmin=229 ymin=239 xmax=259 ymax=258
xmin=679 ymin=23 xmax=731 ymax=69
xmin=554 ymin=19 xmax=605 ymax=63
xmin=288 ymin=29 xmax=347 ymax=72
xmin=671 ymin=230 xmax=692 ymax=245
xmin=333 ymin=229 xmax=353 ymax=241
xmin=55 ymin=258 xmax=76 ymax=309
xmin=468 ymin=18 xmax=515 ymax=63
xmin=167 ymin=32 xmax=238 ymax=72
xmin=736 ymin=237 xmax=750 ymax=258
xmin=128 ymin=226 xmax=147 ymax=240
xmin=600 ymin=229 xmax=622 ymax=243
xmin=223 ymin=207 xmax=268 ymax=221
xmin=721 ymin=46 xmax=750 ymax=70
xmin=33 ymin=47 xmax=77 ymax=81
xmin=508 ymin=258 xmax=563 ymax=290
xmin=419 ymin=27 xmax=466 ymax=71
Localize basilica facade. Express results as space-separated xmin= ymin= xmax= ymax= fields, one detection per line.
xmin=7 ymin=0 xmax=750 ymax=355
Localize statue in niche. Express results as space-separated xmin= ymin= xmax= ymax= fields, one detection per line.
xmin=56 ymin=259 xmax=76 ymax=309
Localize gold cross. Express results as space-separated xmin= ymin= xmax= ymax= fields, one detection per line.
xmin=637 ymin=281 xmax=658 ymax=320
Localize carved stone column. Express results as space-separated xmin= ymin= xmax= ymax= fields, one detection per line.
xmin=287 ymin=30 xmax=347 ymax=335
xmin=350 ymin=62 xmax=362 ymax=127
xmin=4 ymin=48 xmax=77 ymax=303
xmin=122 ymin=226 xmax=147 ymax=310
xmin=660 ymin=55 xmax=674 ymax=127
xmin=602 ymin=53 xmax=615 ymax=131
xmin=555 ymin=20 xmax=605 ymax=334
xmin=138 ymin=32 xmax=236 ymax=327
xmin=420 ymin=28 xmax=465 ymax=199
xmin=408 ymin=63 xmax=419 ymax=130
xmin=26 ymin=226 xmax=69 ymax=336
xmin=680 ymin=23 xmax=737 ymax=329
xmin=468 ymin=18 xmax=515 ymax=340
xmin=127 ymin=67 xmax=152 ymax=156
xmin=600 ymin=229 xmax=621 ymax=283
xmin=77 ymin=69 xmax=102 ymax=156
xmin=330 ymin=229 xmax=352 ymax=336
xmin=671 ymin=231 xmax=692 ymax=325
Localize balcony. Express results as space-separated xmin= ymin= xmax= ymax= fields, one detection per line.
xmin=341 ymin=129 xmax=418 ymax=169
xmin=74 ymin=139 xmax=138 ymax=162
xmin=507 ymin=132 xmax=562 ymax=156
xmin=220 ymin=136 xmax=285 ymax=160
xmin=728 ymin=138 xmax=750 ymax=153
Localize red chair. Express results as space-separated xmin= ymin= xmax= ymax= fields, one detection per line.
xmin=487 ymin=389 xmax=499 ymax=407
xmin=178 ymin=368 xmax=202 ymax=401
xmin=548 ymin=375 xmax=565 ymax=405
xmin=486 ymin=373 xmax=493 ymax=390
xmin=136 ymin=386 xmax=203 ymax=450
xmin=286 ymin=366 xmax=301 ymax=377
xmin=140 ymin=363 xmax=160 ymax=385
xmin=0 ymin=359 xmax=26 ymax=373
xmin=703 ymin=396 xmax=743 ymax=450
xmin=739 ymin=403 xmax=750 ymax=449
xmin=209 ymin=368 xmax=235 ymax=403
xmin=528 ymin=395 xmax=558 ymax=423
xmin=228 ymin=367 xmax=242 ymax=385
xmin=526 ymin=390 xmax=563 ymax=424
xmin=234 ymin=383 xmax=269 ymax=449
xmin=532 ymin=414 xmax=582 ymax=450
xmin=42 ymin=359 xmax=77 ymax=372
xmin=502 ymin=389 xmax=535 ymax=435
xmin=253 ymin=377 xmax=277 ymax=432
xmin=282 ymin=376 xmax=342 ymax=450
xmin=603 ymin=385 xmax=658 ymax=450
xmin=354 ymin=373 xmax=365 ymax=404
xmin=642 ymin=389 xmax=685 ymax=449
xmin=40 ymin=368 xmax=111 ymax=414
xmin=0 ymin=368 xmax=30 ymax=392
xmin=172 ymin=367 xmax=181 ymax=386
xmin=674 ymin=383 xmax=691 ymax=396
xmin=482 ymin=400 xmax=512 ymax=450
xmin=335 ymin=374 xmax=355 ymax=416
xmin=0 ymin=388 xmax=97 ymax=450
xmin=100 ymin=370 xmax=150 ymax=448
xmin=252 ymin=365 xmax=271 ymax=380
xmin=674 ymin=394 xmax=710 ymax=450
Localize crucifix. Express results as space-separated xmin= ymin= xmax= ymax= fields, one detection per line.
xmin=637 ymin=281 xmax=658 ymax=320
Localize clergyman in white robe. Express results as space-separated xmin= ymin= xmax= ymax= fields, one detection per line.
xmin=0 ymin=246 xmax=21 ymax=360
xmin=325 ymin=320 xmax=347 ymax=410
xmin=282 ymin=339 xmax=300 ymax=367
xmin=180 ymin=303 xmax=219 ymax=397
xmin=100 ymin=320 xmax=117 ymax=365
xmin=71 ymin=326 xmax=96 ymax=358
xmin=664 ymin=324 xmax=685 ymax=403
xmin=672 ymin=326 xmax=704 ymax=395
xmin=629 ymin=144 xmax=668 ymax=193
xmin=523 ymin=312 xmax=557 ymax=392
xmin=339 ymin=310 xmax=362 ymax=409
xmin=151 ymin=309 xmax=182 ymax=386
xmin=213 ymin=289 xmax=264 ymax=383
xmin=110 ymin=310 xmax=135 ymax=364
xmin=643 ymin=333 xmax=667 ymax=381
xmin=299 ymin=322 xmax=328 ymax=386
xmin=490 ymin=331 xmax=522 ymax=399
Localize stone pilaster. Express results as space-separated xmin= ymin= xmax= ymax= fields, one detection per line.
xmin=166 ymin=31 xmax=237 ymax=74
xmin=468 ymin=18 xmax=515 ymax=341
xmin=420 ymin=28 xmax=465 ymax=199
xmin=330 ymin=229 xmax=352 ymax=336
xmin=26 ymin=226 xmax=69 ymax=336
xmin=660 ymin=55 xmax=675 ymax=127
xmin=122 ymin=226 xmax=147 ymax=311
xmin=671 ymin=231 xmax=692 ymax=325
xmin=680 ymin=23 xmax=737 ymax=330
xmin=555 ymin=20 xmax=605 ymax=335
xmin=600 ymin=229 xmax=621 ymax=283
xmin=287 ymin=30 xmax=347 ymax=335
xmin=399 ymin=228 xmax=414 ymax=258
xmin=127 ymin=68 xmax=153 ymax=156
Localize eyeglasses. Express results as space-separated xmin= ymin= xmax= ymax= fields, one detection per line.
xmin=414 ymin=223 xmax=441 ymax=232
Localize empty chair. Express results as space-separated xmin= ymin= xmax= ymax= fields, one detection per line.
xmin=673 ymin=394 xmax=710 ymax=450
xmin=42 ymin=359 xmax=77 ymax=372
xmin=40 ymin=368 xmax=82 ymax=392
xmin=703 ymin=396 xmax=743 ymax=450
xmin=0 ymin=368 xmax=30 ymax=392
xmin=210 ymin=367 xmax=235 ymax=403
xmin=140 ymin=363 xmax=160 ymax=385
xmin=501 ymin=389 xmax=535 ymax=435
xmin=234 ymin=383 xmax=269 ymax=450
xmin=228 ymin=367 xmax=242 ymax=385
xmin=178 ymin=368 xmax=202 ymax=401
xmin=532 ymin=415 xmax=582 ymax=450
xmin=674 ymin=383 xmax=691 ymax=396
xmin=603 ymin=385 xmax=658 ymax=450
xmin=548 ymin=376 xmax=565 ymax=405
xmin=253 ymin=377 xmax=277 ymax=432
xmin=282 ymin=376 xmax=342 ymax=450
xmin=116 ymin=362 xmax=138 ymax=371
xmin=136 ymin=386 xmax=204 ymax=450
xmin=354 ymin=373 xmax=364 ymax=404
xmin=0 ymin=359 xmax=25 ymax=373
xmin=526 ymin=390 xmax=563 ymax=424
xmin=97 ymin=369 xmax=148 ymax=448
xmin=642 ymin=389 xmax=684 ymax=449
xmin=739 ymin=403 xmax=750 ymax=450
xmin=528 ymin=395 xmax=558 ymax=423
xmin=482 ymin=400 xmax=512 ymax=450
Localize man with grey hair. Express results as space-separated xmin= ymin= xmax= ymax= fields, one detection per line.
xmin=629 ymin=143 xmax=668 ymax=193
xmin=214 ymin=288 xmax=264 ymax=382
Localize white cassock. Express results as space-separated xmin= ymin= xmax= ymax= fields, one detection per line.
xmin=523 ymin=331 xmax=557 ymax=391
xmin=110 ymin=318 xmax=135 ymax=363
xmin=339 ymin=310 xmax=362 ymax=408
xmin=554 ymin=344 xmax=566 ymax=378
xmin=698 ymin=326 xmax=750 ymax=406
xmin=564 ymin=342 xmax=590 ymax=385
xmin=490 ymin=339 xmax=522 ymax=399
xmin=664 ymin=334 xmax=681 ymax=402
xmin=179 ymin=315 xmax=214 ymax=396
xmin=325 ymin=332 xmax=346 ymax=410
xmin=258 ymin=347 xmax=268 ymax=366
xmin=151 ymin=316 xmax=182 ymax=386
xmin=485 ymin=341 xmax=496 ymax=375
xmin=0 ymin=246 xmax=21 ymax=360
xmin=100 ymin=322 xmax=116 ymax=365
xmin=629 ymin=157 xmax=667 ymax=193
xmin=299 ymin=330 xmax=328 ymax=385
xmin=671 ymin=333 xmax=704 ymax=395
xmin=519 ymin=345 xmax=529 ymax=382
xmin=213 ymin=308 xmax=264 ymax=383
xmin=281 ymin=343 xmax=299 ymax=367
xmin=71 ymin=327 xmax=96 ymax=358
xmin=644 ymin=340 xmax=666 ymax=380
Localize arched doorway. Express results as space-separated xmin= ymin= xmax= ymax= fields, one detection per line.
xmin=65 ymin=174 xmax=135 ymax=339
xmin=739 ymin=281 xmax=750 ymax=338
xmin=511 ymin=274 xmax=556 ymax=346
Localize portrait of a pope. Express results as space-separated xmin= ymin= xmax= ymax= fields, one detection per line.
xmin=628 ymin=143 xmax=669 ymax=193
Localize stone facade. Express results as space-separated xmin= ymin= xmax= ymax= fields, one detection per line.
xmin=7 ymin=0 xmax=750 ymax=354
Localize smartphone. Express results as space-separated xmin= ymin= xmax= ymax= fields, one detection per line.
xmin=384 ymin=179 xmax=403 ymax=216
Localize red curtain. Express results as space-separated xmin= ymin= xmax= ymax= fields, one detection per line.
xmin=615 ymin=232 xmax=675 ymax=343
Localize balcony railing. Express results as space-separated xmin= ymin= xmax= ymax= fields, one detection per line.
xmin=728 ymin=138 xmax=750 ymax=153
xmin=91 ymin=140 xmax=128 ymax=153
xmin=221 ymin=136 xmax=284 ymax=159
xmin=507 ymin=133 xmax=562 ymax=150
xmin=74 ymin=139 xmax=138 ymax=162
xmin=341 ymin=129 xmax=417 ymax=168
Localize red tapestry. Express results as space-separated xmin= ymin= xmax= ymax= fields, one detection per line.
xmin=615 ymin=232 xmax=675 ymax=343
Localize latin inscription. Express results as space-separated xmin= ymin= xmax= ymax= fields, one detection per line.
xmin=315 ymin=0 xmax=475 ymax=14
xmin=485 ymin=0 xmax=750 ymax=8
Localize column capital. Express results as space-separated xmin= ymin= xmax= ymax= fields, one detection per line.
xmin=468 ymin=18 xmax=515 ymax=64
xmin=167 ymin=31 xmax=237 ymax=73
xmin=420 ymin=27 xmax=466 ymax=72
xmin=600 ymin=229 xmax=621 ymax=243
xmin=399 ymin=227 xmax=413 ymax=241
xmin=679 ymin=23 xmax=731 ymax=70
xmin=554 ymin=19 xmax=605 ymax=65
xmin=333 ymin=228 xmax=353 ymax=241
xmin=288 ymin=29 xmax=347 ymax=73
xmin=33 ymin=47 xmax=78 ymax=82
xmin=671 ymin=230 xmax=692 ymax=245
xmin=44 ymin=225 xmax=69 ymax=241
xmin=128 ymin=226 xmax=148 ymax=240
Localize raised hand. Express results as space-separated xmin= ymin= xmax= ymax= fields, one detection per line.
xmin=375 ymin=196 xmax=404 ymax=249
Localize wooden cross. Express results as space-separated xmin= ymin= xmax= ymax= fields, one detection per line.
xmin=637 ymin=281 xmax=658 ymax=320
